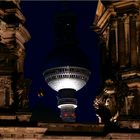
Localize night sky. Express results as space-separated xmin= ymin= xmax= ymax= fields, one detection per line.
xmin=20 ymin=1 xmax=101 ymax=123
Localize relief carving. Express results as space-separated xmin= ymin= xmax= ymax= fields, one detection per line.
xmin=0 ymin=76 xmax=13 ymax=107
xmin=16 ymin=74 xmax=31 ymax=109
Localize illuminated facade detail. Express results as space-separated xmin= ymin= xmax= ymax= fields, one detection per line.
xmin=93 ymin=0 xmax=140 ymax=129
xmin=0 ymin=0 xmax=31 ymax=121
xmin=43 ymin=13 xmax=91 ymax=122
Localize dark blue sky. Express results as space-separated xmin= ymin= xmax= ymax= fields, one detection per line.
xmin=21 ymin=1 xmax=101 ymax=123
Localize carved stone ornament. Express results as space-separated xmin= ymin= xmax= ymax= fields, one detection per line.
xmin=94 ymin=79 xmax=129 ymax=123
xmin=0 ymin=76 xmax=13 ymax=107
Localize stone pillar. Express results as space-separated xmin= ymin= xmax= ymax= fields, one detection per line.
xmin=109 ymin=21 xmax=117 ymax=67
xmin=117 ymin=17 xmax=126 ymax=67
xmin=130 ymin=14 xmax=137 ymax=66
xmin=124 ymin=14 xmax=130 ymax=66
xmin=136 ymin=15 xmax=140 ymax=66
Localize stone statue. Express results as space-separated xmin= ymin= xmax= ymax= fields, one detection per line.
xmin=94 ymin=79 xmax=129 ymax=123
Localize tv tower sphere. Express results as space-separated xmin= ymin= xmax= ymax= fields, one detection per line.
xmin=43 ymin=66 xmax=90 ymax=92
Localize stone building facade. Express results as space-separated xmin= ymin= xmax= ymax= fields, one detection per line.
xmin=93 ymin=0 xmax=140 ymax=139
xmin=94 ymin=0 xmax=140 ymax=126
xmin=0 ymin=0 xmax=31 ymax=125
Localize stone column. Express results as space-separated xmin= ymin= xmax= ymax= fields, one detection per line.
xmin=136 ymin=15 xmax=140 ymax=66
xmin=117 ymin=17 xmax=126 ymax=67
xmin=129 ymin=14 xmax=137 ymax=66
xmin=109 ymin=20 xmax=117 ymax=67
xmin=124 ymin=14 xmax=130 ymax=66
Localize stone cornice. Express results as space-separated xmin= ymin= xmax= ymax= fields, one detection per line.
xmin=16 ymin=24 xmax=31 ymax=44
xmin=93 ymin=1 xmax=140 ymax=34
xmin=0 ymin=126 xmax=46 ymax=138
xmin=0 ymin=23 xmax=30 ymax=45
xmin=4 ymin=8 xmax=25 ymax=23
xmin=0 ymin=8 xmax=25 ymax=23
xmin=112 ymin=1 xmax=139 ymax=10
